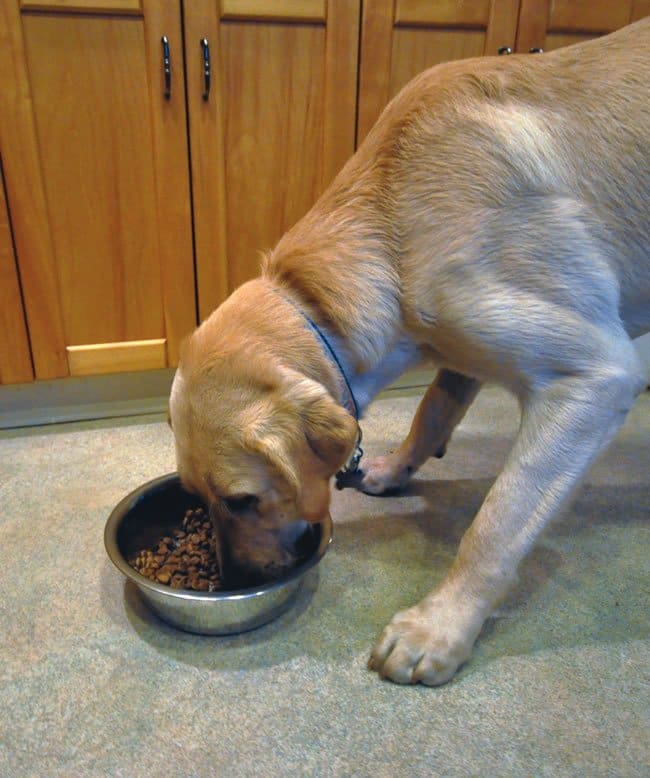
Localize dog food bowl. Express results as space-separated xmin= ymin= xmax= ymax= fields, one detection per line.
xmin=104 ymin=473 xmax=332 ymax=635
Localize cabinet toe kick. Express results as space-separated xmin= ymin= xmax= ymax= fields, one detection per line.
xmin=66 ymin=338 xmax=167 ymax=376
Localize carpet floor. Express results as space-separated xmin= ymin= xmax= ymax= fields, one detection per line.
xmin=1 ymin=386 xmax=648 ymax=777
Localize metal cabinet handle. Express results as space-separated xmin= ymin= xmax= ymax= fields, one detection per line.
xmin=497 ymin=45 xmax=512 ymax=55
xmin=201 ymin=38 xmax=211 ymax=101
xmin=161 ymin=36 xmax=171 ymax=99
xmin=529 ymin=47 xmax=544 ymax=53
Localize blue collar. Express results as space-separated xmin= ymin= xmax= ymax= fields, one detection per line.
xmin=275 ymin=289 xmax=359 ymax=420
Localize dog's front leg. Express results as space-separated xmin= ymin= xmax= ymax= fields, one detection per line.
xmin=360 ymin=370 xmax=480 ymax=494
xmin=369 ymin=356 xmax=644 ymax=685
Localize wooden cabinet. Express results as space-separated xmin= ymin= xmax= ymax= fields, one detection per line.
xmin=0 ymin=0 xmax=359 ymax=378
xmin=0 ymin=1 xmax=646 ymax=384
xmin=0 ymin=0 xmax=195 ymax=380
xmin=516 ymin=0 xmax=650 ymax=52
xmin=0 ymin=158 xmax=33 ymax=385
xmin=185 ymin=0 xmax=360 ymax=320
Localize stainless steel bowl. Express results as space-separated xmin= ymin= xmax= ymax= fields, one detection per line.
xmin=104 ymin=473 xmax=332 ymax=635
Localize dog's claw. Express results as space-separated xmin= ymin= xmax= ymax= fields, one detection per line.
xmin=369 ymin=599 xmax=477 ymax=686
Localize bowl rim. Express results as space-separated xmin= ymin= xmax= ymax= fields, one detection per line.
xmin=104 ymin=472 xmax=333 ymax=602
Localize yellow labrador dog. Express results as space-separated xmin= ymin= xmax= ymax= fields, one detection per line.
xmin=170 ymin=19 xmax=649 ymax=685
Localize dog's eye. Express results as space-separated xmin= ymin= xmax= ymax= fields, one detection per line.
xmin=223 ymin=494 xmax=258 ymax=514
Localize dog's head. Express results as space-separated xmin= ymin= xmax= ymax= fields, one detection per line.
xmin=169 ymin=303 xmax=357 ymax=586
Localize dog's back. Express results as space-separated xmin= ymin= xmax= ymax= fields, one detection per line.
xmin=351 ymin=18 xmax=650 ymax=336
xmin=273 ymin=19 xmax=650 ymax=346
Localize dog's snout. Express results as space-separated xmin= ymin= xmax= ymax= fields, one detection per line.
xmin=278 ymin=520 xmax=310 ymax=550
xmin=208 ymin=523 xmax=261 ymax=589
xmin=209 ymin=501 xmax=300 ymax=588
xmin=217 ymin=555 xmax=254 ymax=590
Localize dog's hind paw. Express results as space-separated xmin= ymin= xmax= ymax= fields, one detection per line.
xmin=358 ymin=455 xmax=413 ymax=495
xmin=368 ymin=600 xmax=477 ymax=686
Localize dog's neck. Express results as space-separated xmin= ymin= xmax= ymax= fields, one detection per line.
xmin=264 ymin=185 xmax=402 ymax=364
xmin=263 ymin=167 xmax=426 ymax=415
xmin=272 ymin=286 xmax=361 ymax=418
xmin=266 ymin=279 xmax=422 ymax=419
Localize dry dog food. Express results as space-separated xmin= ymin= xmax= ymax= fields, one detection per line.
xmin=129 ymin=507 xmax=222 ymax=592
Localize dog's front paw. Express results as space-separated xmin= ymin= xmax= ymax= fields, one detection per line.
xmin=359 ymin=454 xmax=413 ymax=495
xmin=368 ymin=602 xmax=474 ymax=686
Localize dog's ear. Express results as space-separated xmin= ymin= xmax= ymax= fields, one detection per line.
xmin=280 ymin=369 xmax=358 ymax=471
xmin=303 ymin=388 xmax=358 ymax=474
xmin=243 ymin=368 xmax=357 ymax=521
xmin=279 ymin=369 xmax=358 ymax=521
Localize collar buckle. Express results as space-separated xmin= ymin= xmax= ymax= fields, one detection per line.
xmin=335 ymin=427 xmax=364 ymax=489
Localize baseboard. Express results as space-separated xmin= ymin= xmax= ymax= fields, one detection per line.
xmin=0 ymin=369 xmax=176 ymax=429
xmin=0 ymin=368 xmax=436 ymax=430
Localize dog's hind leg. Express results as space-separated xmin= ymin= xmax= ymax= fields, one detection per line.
xmin=369 ymin=323 xmax=646 ymax=685
xmin=360 ymin=370 xmax=481 ymax=494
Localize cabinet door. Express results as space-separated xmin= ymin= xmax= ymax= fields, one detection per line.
xmin=185 ymin=0 xmax=360 ymax=321
xmin=0 ymin=159 xmax=33 ymax=385
xmin=516 ymin=0 xmax=650 ymax=52
xmin=358 ymin=0 xmax=521 ymax=143
xmin=0 ymin=1 xmax=195 ymax=378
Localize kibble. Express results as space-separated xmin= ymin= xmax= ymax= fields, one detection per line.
xmin=129 ymin=508 xmax=222 ymax=592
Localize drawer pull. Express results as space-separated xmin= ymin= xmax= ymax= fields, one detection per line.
xmin=201 ymin=38 xmax=211 ymax=101
xmin=161 ymin=36 xmax=171 ymax=100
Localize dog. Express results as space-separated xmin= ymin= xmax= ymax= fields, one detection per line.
xmin=169 ymin=18 xmax=649 ymax=685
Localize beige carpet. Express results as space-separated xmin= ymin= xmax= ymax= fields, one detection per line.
xmin=1 ymin=386 xmax=648 ymax=777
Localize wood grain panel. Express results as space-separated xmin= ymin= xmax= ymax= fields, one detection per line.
xmin=184 ymin=1 xmax=230 ymax=322
xmin=22 ymin=14 xmax=164 ymax=346
xmin=515 ymin=0 xmax=549 ymax=52
xmin=189 ymin=1 xmax=358 ymax=317
xmin=220 ymin=0 xmax=326 ymax=22
xmin=321 ymin=0 xmax=360 ymax=186
xmin=142 ymin=0 xmax=196 ymax=366
xmin=20 ymin=0 xmax=141 ymax=12
xmin=358 ymin=0 xmax=395 ymax=144
xmin=484 ymin=0 xmax=520 ymax=55
xmin=220 ymin=22 xmax=327 ymax=290
xmin=0 ymin=1 xmax=68 ymax=378
xmin=517 ymin=0 xmax=641 ymax=51
xmin=66 ymin=338 xmax=166 ymax=376
xmin=543 ymin=32 xmax=599 ymax=51
xmin=548 ymin=0 xmax=632 ymax=33
xmin=0 ymin=162 xmax=34 ymax=384
xmin=632 ymin=0 xmax=650 ymax=20
xmin=391 ymin=27 xmax=486 ymax=98
xmin=396 ymin=0 xmax=491 ymax=27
